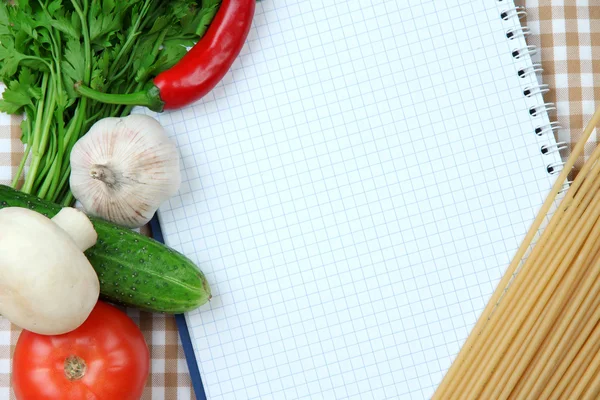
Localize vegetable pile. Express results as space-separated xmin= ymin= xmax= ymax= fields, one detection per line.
xmin=0 ymin=0 xmax=221 ymax=205
xmin=0 ymin=184 xmax=212 ymax=314
xmin=0 ymin=0 xmax=256 ymax=397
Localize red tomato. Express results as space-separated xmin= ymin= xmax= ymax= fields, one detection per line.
xmin=12 ymin=301 xmax=149 ymax=400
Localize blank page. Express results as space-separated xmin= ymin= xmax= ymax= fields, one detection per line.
xmin=143 ymin=0 xmax=562 ymax=398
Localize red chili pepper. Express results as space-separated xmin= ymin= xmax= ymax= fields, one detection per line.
xmin=75 ymin=0 xmax=255 ymax=112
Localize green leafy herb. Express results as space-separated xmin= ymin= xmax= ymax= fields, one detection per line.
xmin=0 ymin=0 xmax=222 ymax=204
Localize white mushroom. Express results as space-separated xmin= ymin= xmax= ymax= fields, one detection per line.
xmin=0 ymin=207 xmax=99 ymax=335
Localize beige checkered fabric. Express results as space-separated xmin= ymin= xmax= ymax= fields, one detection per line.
xmin=0 ymin=0 xmax=596 ymax=398
xmin=0 ymin=89 xmax=194 ymax=398
xmin=520 ymin=0 xmax=600 ymax=172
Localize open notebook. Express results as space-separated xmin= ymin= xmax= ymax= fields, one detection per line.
xmin=141 ymin=0 xmax=563 ymax=398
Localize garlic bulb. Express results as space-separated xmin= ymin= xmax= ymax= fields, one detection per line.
xmin=69 ymin=114 xmax=181 ymax=228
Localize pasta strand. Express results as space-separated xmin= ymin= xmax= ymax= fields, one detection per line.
xmin=559 ymin=320 xmax=600 ymax=400
xmin=462 ymin=184 xmax=600 ymax=399
xmin=433 ymin=104 xmax=600 ymax=400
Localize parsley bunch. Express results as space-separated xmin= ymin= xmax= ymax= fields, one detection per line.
xmin=0 ymin=0 xmax=220 ymax=205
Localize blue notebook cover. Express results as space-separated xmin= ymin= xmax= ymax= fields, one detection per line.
xmin=150 ymin=215 xmax=207 ymax=400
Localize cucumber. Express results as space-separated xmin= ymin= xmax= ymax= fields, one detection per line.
xmin=0 ymin=184 xmax=211 ymax=313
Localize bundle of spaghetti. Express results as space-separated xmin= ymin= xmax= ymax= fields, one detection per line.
xmin=432 ymin=103 xmax=600 ymax=400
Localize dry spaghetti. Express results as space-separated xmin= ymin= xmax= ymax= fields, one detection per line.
xmin=432 ymin=104 xmax=600 ymax=400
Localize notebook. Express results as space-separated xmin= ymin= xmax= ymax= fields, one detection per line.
xmin=140 ymin=0 xmax=564 ymax=398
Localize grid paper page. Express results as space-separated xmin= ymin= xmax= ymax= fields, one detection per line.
xmin=142 ymin=0 xmax=563 ymax=398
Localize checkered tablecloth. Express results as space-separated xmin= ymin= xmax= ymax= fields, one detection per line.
xmin=521 ymin=0 xmax=600 ymax=172
xmin=0 ymin=0 xmax=597 ymax=398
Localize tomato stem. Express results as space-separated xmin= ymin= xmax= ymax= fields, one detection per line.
xmin=64 ymin=355 xmax=86 ymax=381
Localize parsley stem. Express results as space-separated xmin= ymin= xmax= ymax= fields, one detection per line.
xmin=84 ymin=108 xmax=103 ymax=127
xmin=38 ymin=156 xmax=57 ymax=198
xmin=50 ymin=101 xmax=86 ymax=203
xmin=71 ymin=0 xmax=91 ymax=85
xmin=53 ymin=164 xmax=71 ymax=203
xmin=11 ymin=111 xmax=33 ymax=189
xmin=49 ymin=148 xmax=65 ymax=200
xmin=35 ymin=25 xmax=65 ymax=199
xmin=22 ymin=56 xmax=52 ymax=72
xmin=112 ymin=51 xmax=136 ymax=81
xmin=48 ymin=118 xmax=65 ymax=200
xmin=12 ymin=144 xmax=30 ymax=189
xmin=53 ymin=165 xmax=70 ymax=200
xmin=34 ymin=121 xmax=58 ymax=194
xmin=25 ymin=74 xmax=57 ymax=195
xmin=37 ymin=78 xmax=57 ymax=163
xmin=30 ymin=75 xmax=48 ymax=157
xmin=37 ymin=119 xmax=63 ymax=199
xmin=62 ymin=101 xmax=85 ymax=153
xmin=21 ymin=73 xmax=49 ymax=194
xmin=61 ymin=189 xmax=74 ymax=207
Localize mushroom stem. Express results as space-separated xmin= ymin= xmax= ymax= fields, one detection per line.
xmin=51 ymin=208 xmax=98 ymax=251
xmin=89 ymin=164 xmax=117 ymax=186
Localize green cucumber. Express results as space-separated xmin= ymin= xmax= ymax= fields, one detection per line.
xmin=0 ymin=184 xmax=211 ymax=313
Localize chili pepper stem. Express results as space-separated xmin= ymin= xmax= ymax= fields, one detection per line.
xmin=74 ymin=82 xmax=165 ymax=113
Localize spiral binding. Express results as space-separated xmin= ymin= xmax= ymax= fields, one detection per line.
xmin=535 ymin=121 xmax=561 ymax=136
xmin=523 ymin=84 xmax=550 ymax=98
xmin=512 ymin=45 xmax=537 ymax=59
xmin=506 ymin=26 xmax=531 ymax=40
xmin=558 ymin=181 xmax=572 ymax=195
xmin=501 ymin=6 xmax=527 ymax=21
xmin=518 ymin=63 xmax=544 ymax=79
xmin=541 ymin=142 xmax=568 ymax=155
xmin=530 ymin=103 xmax=556 ymax=117
xmin=501 ymin=3 xmax=566 ymax=176
xmin=547 ymin=162 xmax=564 ymax=175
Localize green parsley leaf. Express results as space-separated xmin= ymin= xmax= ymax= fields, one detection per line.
xmin=148 ymin=15 xmax=172 ymax=35
xmin=184 ymin=0 xmax=221 ymax=37
xmin=0 ymin=68 xmax=37 ymax=114
xmin=48 ymin=0 xmax=62 ymax=16
xmin=61 ymin=37 xmax=85 ymax=99
xmin=51 ymin=15 xmax=81 ymax=39
xmin=89 ymin=0 xmax=121 ymax=45
xmin=0 ymin=43 xmax=26 ymax=79
xmin=0 ymin=3 xmax=11 ymax=36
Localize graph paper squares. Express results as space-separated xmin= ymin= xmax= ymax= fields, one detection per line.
xmin=142 ymin=0 xmax=562 ymax=398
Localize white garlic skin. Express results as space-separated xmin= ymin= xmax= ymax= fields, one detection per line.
xmin=69 ymin=114 xmax=181 ymax=228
